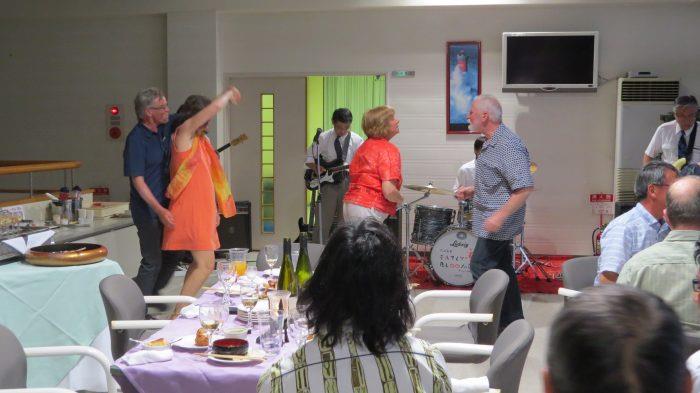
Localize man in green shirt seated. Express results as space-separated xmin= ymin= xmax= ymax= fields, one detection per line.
xmin=618 ymin=175 xmax=700 ymax=331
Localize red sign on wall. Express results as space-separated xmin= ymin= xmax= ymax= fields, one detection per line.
xmin=589 ymin=193 xmax=614 ymax=203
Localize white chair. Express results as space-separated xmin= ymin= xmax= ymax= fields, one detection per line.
xmin=557 ymin=287 xmax=581 ymax=298
xmin=0 ymin=324 xmax=116 ymax=393
xmin=438 ymin=319 xmax=535 ymax=393
xmin=412 ymin=269 xmax=509 ymax=363
xmin=98 ymin=274 xmax=197 ymax=359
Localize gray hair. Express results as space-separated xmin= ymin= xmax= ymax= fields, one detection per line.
xmin=634 ymin=161 xmax=678 ymax=200
xmin=134 ymin=87 xmax=164 ymax=121
xmin=673 ymin=95 xmax=698 ymax=113
xmin=666 ymin=175 xmax=700 ymax=227
xmin=474 ymin=94 xmax=502 ymax=123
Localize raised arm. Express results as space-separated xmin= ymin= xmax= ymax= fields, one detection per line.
xmin=174 ymin=86 xmax=241 ymax=150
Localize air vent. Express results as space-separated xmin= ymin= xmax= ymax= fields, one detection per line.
xmin=620 ymin=79 xmax=679 ymax=102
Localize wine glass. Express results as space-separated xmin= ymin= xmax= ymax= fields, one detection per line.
xmin=239 ymin=281 xmax=259 ymax=333
xmin=198 ymin=302 xmax=228 ymax=351
xmin=288 ymin=314 xmax=309 ymax=347
xmin=264 ymin=245 xmax=279 ymax=275
xmin=216 ymin=260 xmax=237 ymax=307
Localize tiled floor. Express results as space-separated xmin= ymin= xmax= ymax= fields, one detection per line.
xmin=155 ymin=266 xmax=563 ymax=393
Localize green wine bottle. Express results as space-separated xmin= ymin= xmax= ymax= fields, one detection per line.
xmin=295 ymin=233 xmax=312 ymax=293
xmin=278 ymin=238 xmax=297 ymax=296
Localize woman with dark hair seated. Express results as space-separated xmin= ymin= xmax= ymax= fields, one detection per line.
xmin=257 ymin=219 xmax=451 ymax=392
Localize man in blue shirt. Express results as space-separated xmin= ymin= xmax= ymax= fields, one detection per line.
xmin=456 ymin=95 xmax=534 ymax=330
xmin=123 ymin=87 xmax=181 ymax=296
xmin=596 ymin=161 xmax=678 ymax=285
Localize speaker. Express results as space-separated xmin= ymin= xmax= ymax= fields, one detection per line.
xmin=217 ymin=201 xmax=252 ymax=251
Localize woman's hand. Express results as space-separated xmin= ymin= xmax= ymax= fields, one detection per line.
xmin=157 ymin=207 xmax=176 ymax=229
xmin=228 ymin=86 xmax=241 ymax=105
xmin=215 ymin=212 xmax=221 ymax=227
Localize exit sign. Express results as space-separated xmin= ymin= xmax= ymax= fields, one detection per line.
xmin=391 ymin=70 xmax=415 ymax=78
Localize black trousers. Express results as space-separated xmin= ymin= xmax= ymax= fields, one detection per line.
xmin=470 ymin=237 xmax=524 ymax=329
xmin=132 ymin=217 xmax=181 ymax=296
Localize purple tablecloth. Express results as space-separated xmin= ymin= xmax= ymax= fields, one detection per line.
xmin=114 ymin=290 xmax=296 ymax=393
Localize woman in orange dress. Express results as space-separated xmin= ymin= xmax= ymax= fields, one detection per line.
xmin=162 ymin=86 xmax=241 ymax=315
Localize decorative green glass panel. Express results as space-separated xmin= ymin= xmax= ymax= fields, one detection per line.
xmin=262 ymin=164 xmax=274 ymax=178
xmin=261 ymin=109 xmax=274 ymax=123
xmin=263 ymin=220 xmax=275 ymax=233
xmin=262 ymin=151 xmax=274 ymax=164
xmin=262 ymin=206 xmax=274 ymax=219
xmin=262 ymin=178 xmax=274 ymax=191
xmin=261 ymin=94 xmax=274 ymax=108
xmin=262 ymin=191 xmax=274 ymax=205
xmin=262 ymin=136 xmax=274 ymax=151
xmin=262 ymin=123 xmax=274 ymax=136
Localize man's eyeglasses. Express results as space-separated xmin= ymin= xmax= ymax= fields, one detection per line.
xmin=693 ymin=278 xmax=700 ymax=292
xmin=148 ymin=105 xmax=169 ymax=111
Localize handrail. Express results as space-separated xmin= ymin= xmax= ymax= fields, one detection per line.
xmin=0 ymin=161 xmax=82 ymax=176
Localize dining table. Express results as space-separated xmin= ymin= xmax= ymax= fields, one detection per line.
xmin=112 ymin=276 xmax=298 ymax=393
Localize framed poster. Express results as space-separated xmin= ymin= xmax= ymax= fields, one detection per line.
xmin=446 ymin=41 xmax=481 ymax=134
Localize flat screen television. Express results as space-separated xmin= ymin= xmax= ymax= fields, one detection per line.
xmin=502 ymin=31 xmax=599 ymax=92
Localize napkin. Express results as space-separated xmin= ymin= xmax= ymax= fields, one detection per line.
xmin=237 ymin=275 xmax=267 ymax=286
xmin=2 ymin=229 xmax=55 ymax=254
xmin=122 ymin=349 xmax=173 ymax=366
xmin=179 ymin=304 xmax=200 ymax=319
xmin=450 ymin=376 xmax=490 ymax=393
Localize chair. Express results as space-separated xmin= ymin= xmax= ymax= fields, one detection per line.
xmin=255 ymin=243 xmax=324 ymax=271
xmin=437 ymin=319 xmax=535 ymax=393
xmin=0 ymin=324 xmax=116 ymax=393
xmin=412 ymin=269 xmax=509 ymax=363
xmin=99 ymin=274 xmax=197 ymax=359
xmin=561 ymin=256 xmax=598 ymax=291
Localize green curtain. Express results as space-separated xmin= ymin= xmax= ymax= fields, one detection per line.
xmin=322 ymin=75 xmax=386 ymax=139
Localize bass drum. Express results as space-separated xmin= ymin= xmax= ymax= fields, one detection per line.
xmin=429 ymin=227 xmax=477 ymax=286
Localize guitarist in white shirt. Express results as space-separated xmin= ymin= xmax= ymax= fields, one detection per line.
xmin=305 ymin=108 xmax=364 ymax=243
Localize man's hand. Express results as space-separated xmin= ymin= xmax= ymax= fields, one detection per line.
xmin=454 ymin=186 xmax=474 ymax=201
xmin=484 ymin=212 xmax=505 ymax=233
xmin=157 ymin=208 xmax=176 ymax=229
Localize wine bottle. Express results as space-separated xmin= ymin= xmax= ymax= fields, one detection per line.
xmin=278 ymin=238 xmax=297 ymax=296
xmin=295 ymin=233 xmax=312 ymax=293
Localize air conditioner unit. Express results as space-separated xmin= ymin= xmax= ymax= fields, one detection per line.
xmin=614 ymin=78 xmax=679 ymax=211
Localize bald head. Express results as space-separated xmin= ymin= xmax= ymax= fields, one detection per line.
xmin=473 ymin=95 xmax=503 ymax=123
xmin=666 ymin=175 xmax=700 ymax=229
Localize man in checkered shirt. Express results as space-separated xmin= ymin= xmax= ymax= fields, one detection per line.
xmin=455 ymin=95 xmax=534 ymax=330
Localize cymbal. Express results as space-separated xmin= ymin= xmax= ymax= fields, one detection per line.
xmin=530 ymin=162 xmax=538 ymax=173
xmin=403 ymin=184 xmax=453 ymax=196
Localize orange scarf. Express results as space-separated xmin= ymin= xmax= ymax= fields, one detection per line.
xmin=166 ymin=135 xmax=237 ymax=218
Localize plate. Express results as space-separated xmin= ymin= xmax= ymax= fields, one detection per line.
xmin=172 ymin=334 xmax=223 ymax=350
xmin=207 ymin=349 xmax=266 ymax=365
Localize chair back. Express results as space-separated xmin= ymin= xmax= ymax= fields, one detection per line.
xmin=487 ymin=319 xmax=535 ymax=393
xmin=0 ymin=324 xmax=27 ymax=389
xmin=562 ymin=256 xmax=598 ymax=291
xmin=469 ymin=269 xmax=509 ymax=346
xmin=307 ymin=242 xmax=324 ymax=271
xmin=99 ymin=274 xmax=147 ymax=359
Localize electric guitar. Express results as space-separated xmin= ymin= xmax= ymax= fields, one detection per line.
xmin=304 ymin=164 xmax=350 ymax=190
xmin=216 ymin=133 xmax=248 ymax=154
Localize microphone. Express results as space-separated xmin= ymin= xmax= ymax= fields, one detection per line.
xmin=313 ymin=128 xmax=322 ymax=143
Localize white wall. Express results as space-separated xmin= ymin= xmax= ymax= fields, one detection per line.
xmin=0 ymin=15 xmax=166 ymax=201
xmin=218 ymin=4 xmax=700 ymax=254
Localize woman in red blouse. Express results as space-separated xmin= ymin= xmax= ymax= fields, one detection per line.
xmin=343 ymin=105 xmax=404 ymax=223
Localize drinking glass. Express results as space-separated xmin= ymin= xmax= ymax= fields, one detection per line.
xmin=216 ymin=260 xmax=237 ymax=306
xmin=268 ymin=290 xmax=291 ymax=344
xmin=198 ymin=302 xmax=228 ymax=351
xmin=288 ymin=314 xmax=309 ymax=347
xmin=228 ymin=248 xmax=249 ymax=279
xmin=239 ymin=281 xmax=259 ymax=333
xmin=264 ymin=245 xmax=279 ymax=275
xmin=259 ymin=312 xmax=282 ymax=355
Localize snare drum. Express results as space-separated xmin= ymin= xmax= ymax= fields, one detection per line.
xmin=411 ymin=205 xmax=455 ymax=245
xmin=429 ymin=227 xmax=476 ymax=286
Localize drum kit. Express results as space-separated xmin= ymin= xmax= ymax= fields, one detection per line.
xmin=400 ymin=183 xmax=478 ymax=286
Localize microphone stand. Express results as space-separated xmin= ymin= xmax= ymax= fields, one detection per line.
xmin=312 ymin=137 xmax=324 ymax=244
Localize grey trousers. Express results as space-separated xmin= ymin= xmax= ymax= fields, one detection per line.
xmin=312 ymin=177 xmax=349 ymax=244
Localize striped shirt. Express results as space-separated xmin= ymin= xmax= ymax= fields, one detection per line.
xmin=618 ymin=230 xmax=700 ymax=331
xmin=257 ymin=333 xmax=452 ymax=393
xmin=595 ymin=202 xmax=669 ymax=285
xmin=472 ymin=124 xmax=534 ymax=240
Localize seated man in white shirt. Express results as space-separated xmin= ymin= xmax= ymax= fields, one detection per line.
xmin=545 ymin=285 xmax=691 ymax=393
xmin=597 ymin=161 xmax=678 ymax=284
xmin=452 ymin=136 xmax=486 ymax=193
xmin=644 ymin=95 xmax=699 ymax=165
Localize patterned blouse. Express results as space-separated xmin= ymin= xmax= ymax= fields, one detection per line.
xmin=257 ymin=333 xmax=452 ymax=393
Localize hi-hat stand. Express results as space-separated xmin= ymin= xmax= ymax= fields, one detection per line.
xmin=398 ymin=191 xmax=437 ymax=281
xmin=513 ymin=226 xmax=552 ymax=282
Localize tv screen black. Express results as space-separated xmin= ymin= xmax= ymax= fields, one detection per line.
xmin=502 ymin=32 xmax=598 ymax=91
